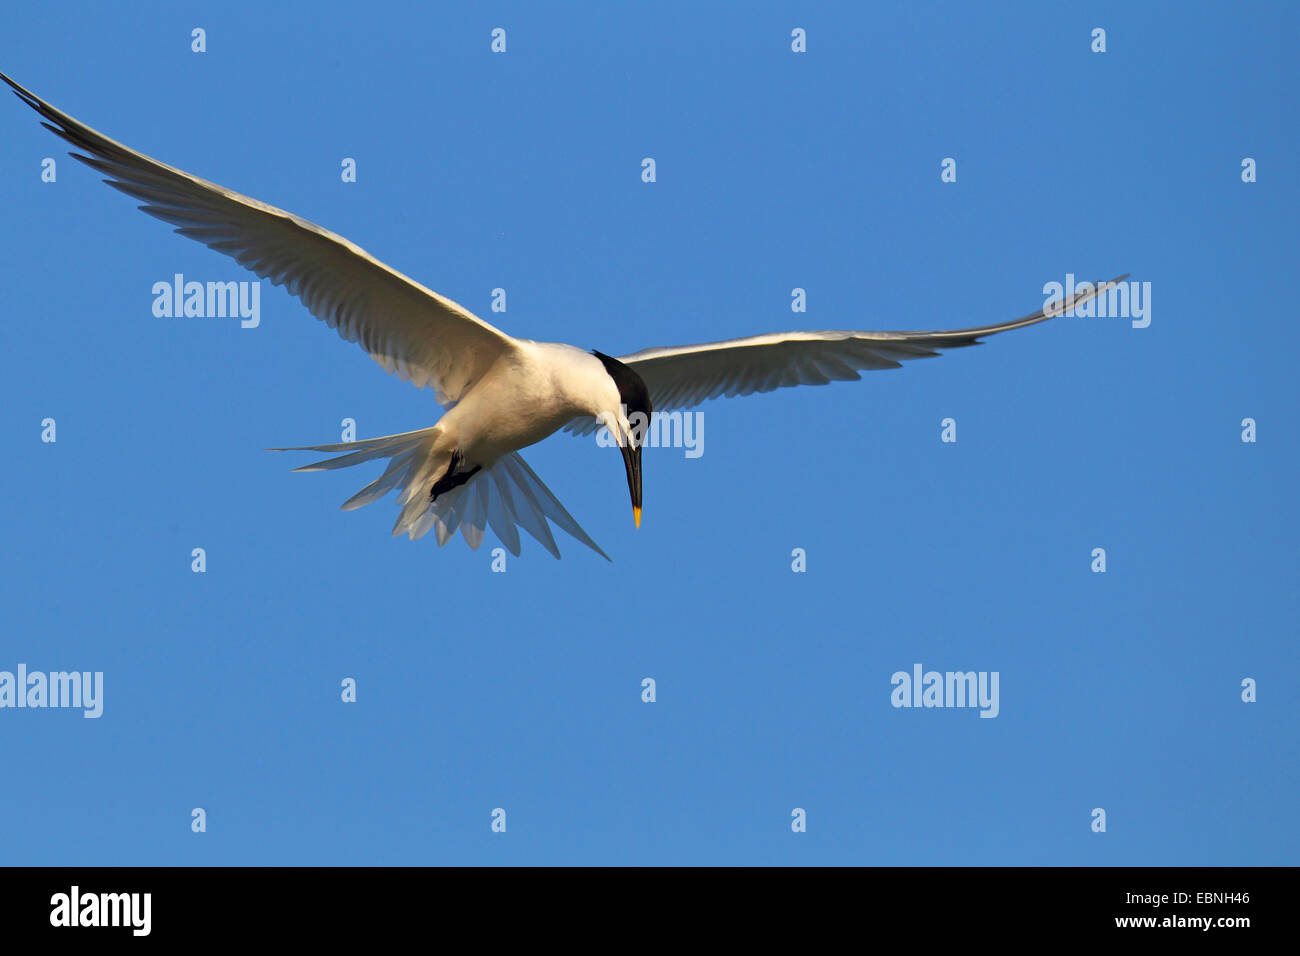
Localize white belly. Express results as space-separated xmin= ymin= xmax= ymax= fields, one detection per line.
xmin=443 ymin=340 xmax=619 ymax=466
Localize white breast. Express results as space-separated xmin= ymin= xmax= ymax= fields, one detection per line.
xmin=448 ymin=340 xmax=618 ymax=464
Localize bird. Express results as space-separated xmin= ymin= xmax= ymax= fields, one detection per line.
xmin=2 ymin=73 xmax=1124 ymax=560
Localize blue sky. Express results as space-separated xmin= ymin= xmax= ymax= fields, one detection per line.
xmin=0 ymin=0 xmax=1295 ymax=865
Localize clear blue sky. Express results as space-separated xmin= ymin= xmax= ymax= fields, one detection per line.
xmin=1 ymin=1 xmax=1294 ymax=865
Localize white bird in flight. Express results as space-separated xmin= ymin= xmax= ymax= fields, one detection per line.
xmin=3 ymin=73 xmax=1124 ymax=560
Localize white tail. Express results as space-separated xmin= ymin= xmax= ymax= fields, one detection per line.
xmin=271 ymin=428 xmax=610 ymax=560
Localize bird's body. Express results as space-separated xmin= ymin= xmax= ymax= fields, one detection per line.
xmin=2 ymin=71 xmax=1124 ymax=560
xmin=447 ymin=340 xmax=619 ymax=466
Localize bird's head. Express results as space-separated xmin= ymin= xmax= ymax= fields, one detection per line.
xmin=592 ymin=350 xmax=652 ymax=528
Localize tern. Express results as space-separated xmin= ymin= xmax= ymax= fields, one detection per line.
xmin=3 ymin=73 xmax=1123 ymax=560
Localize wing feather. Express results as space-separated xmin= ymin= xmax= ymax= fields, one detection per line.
xmin=3 ymin=73 xmax=515 ymax=406
xmin=563 ymin=276 xmax=1125 ymax=435
xmin=628 ymin=276 xmax=1124 ymax=415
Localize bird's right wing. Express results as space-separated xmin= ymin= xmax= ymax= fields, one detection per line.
xmin=564 ymin=274 xmax=1124 ymax=434
xmin=2 ymin=73 xmax=514 ymax=406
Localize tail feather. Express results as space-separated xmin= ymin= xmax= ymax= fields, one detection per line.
xmin=486 ymin=470 xmax=522 ymax=556
xmin=271 ymin=429 xmax=438 ymax=473
xmin=271 ymin=428 xmax=431 ymax=456
xmin=494 ymin=467 xmax=560 ymax=558
xmin=392 ymin=469 xmax=439 ymax=536
xmin=290 ymin=446 xmax=397 ymax=473
xmin=460 ymin=481 xmax=489 ymax=551
xmin=500 ymin=454 xmax=610 ymax=559
xmin=428 ymin=487 xmax=463 ymax=546
xmin=339 ymin=448 xmax=421 ymax=511
xmin=273 ymin=430 xmax=609 ymax=560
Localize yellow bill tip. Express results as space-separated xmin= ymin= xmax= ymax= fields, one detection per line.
xmin=633 ymin=506 xmax=642 ymax=528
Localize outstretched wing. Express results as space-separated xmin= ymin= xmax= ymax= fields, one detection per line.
xmin=565 ymin=275 xmax=1125 ymax=434
xmin=2 ymin=72 xmax=515 ymax=406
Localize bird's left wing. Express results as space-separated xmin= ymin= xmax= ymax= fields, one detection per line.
xmin=2 ymin=73 xmax=515 ymax=406
xmin=564 ymin=275 xmax=1124 ymax=434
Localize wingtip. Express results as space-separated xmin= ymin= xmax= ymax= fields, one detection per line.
xmin=2 ymin=72 xmax=42 ymax=109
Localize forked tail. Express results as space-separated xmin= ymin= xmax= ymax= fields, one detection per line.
xmin=271 ymin=428 xmax=610 ymax=560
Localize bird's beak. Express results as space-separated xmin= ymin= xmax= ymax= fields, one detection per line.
xmin=620 ymin=441 xmax=643 ymax=528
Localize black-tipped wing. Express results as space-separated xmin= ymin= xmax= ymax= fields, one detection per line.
xmin=2 ymin=73 xmax=515 ymax=406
